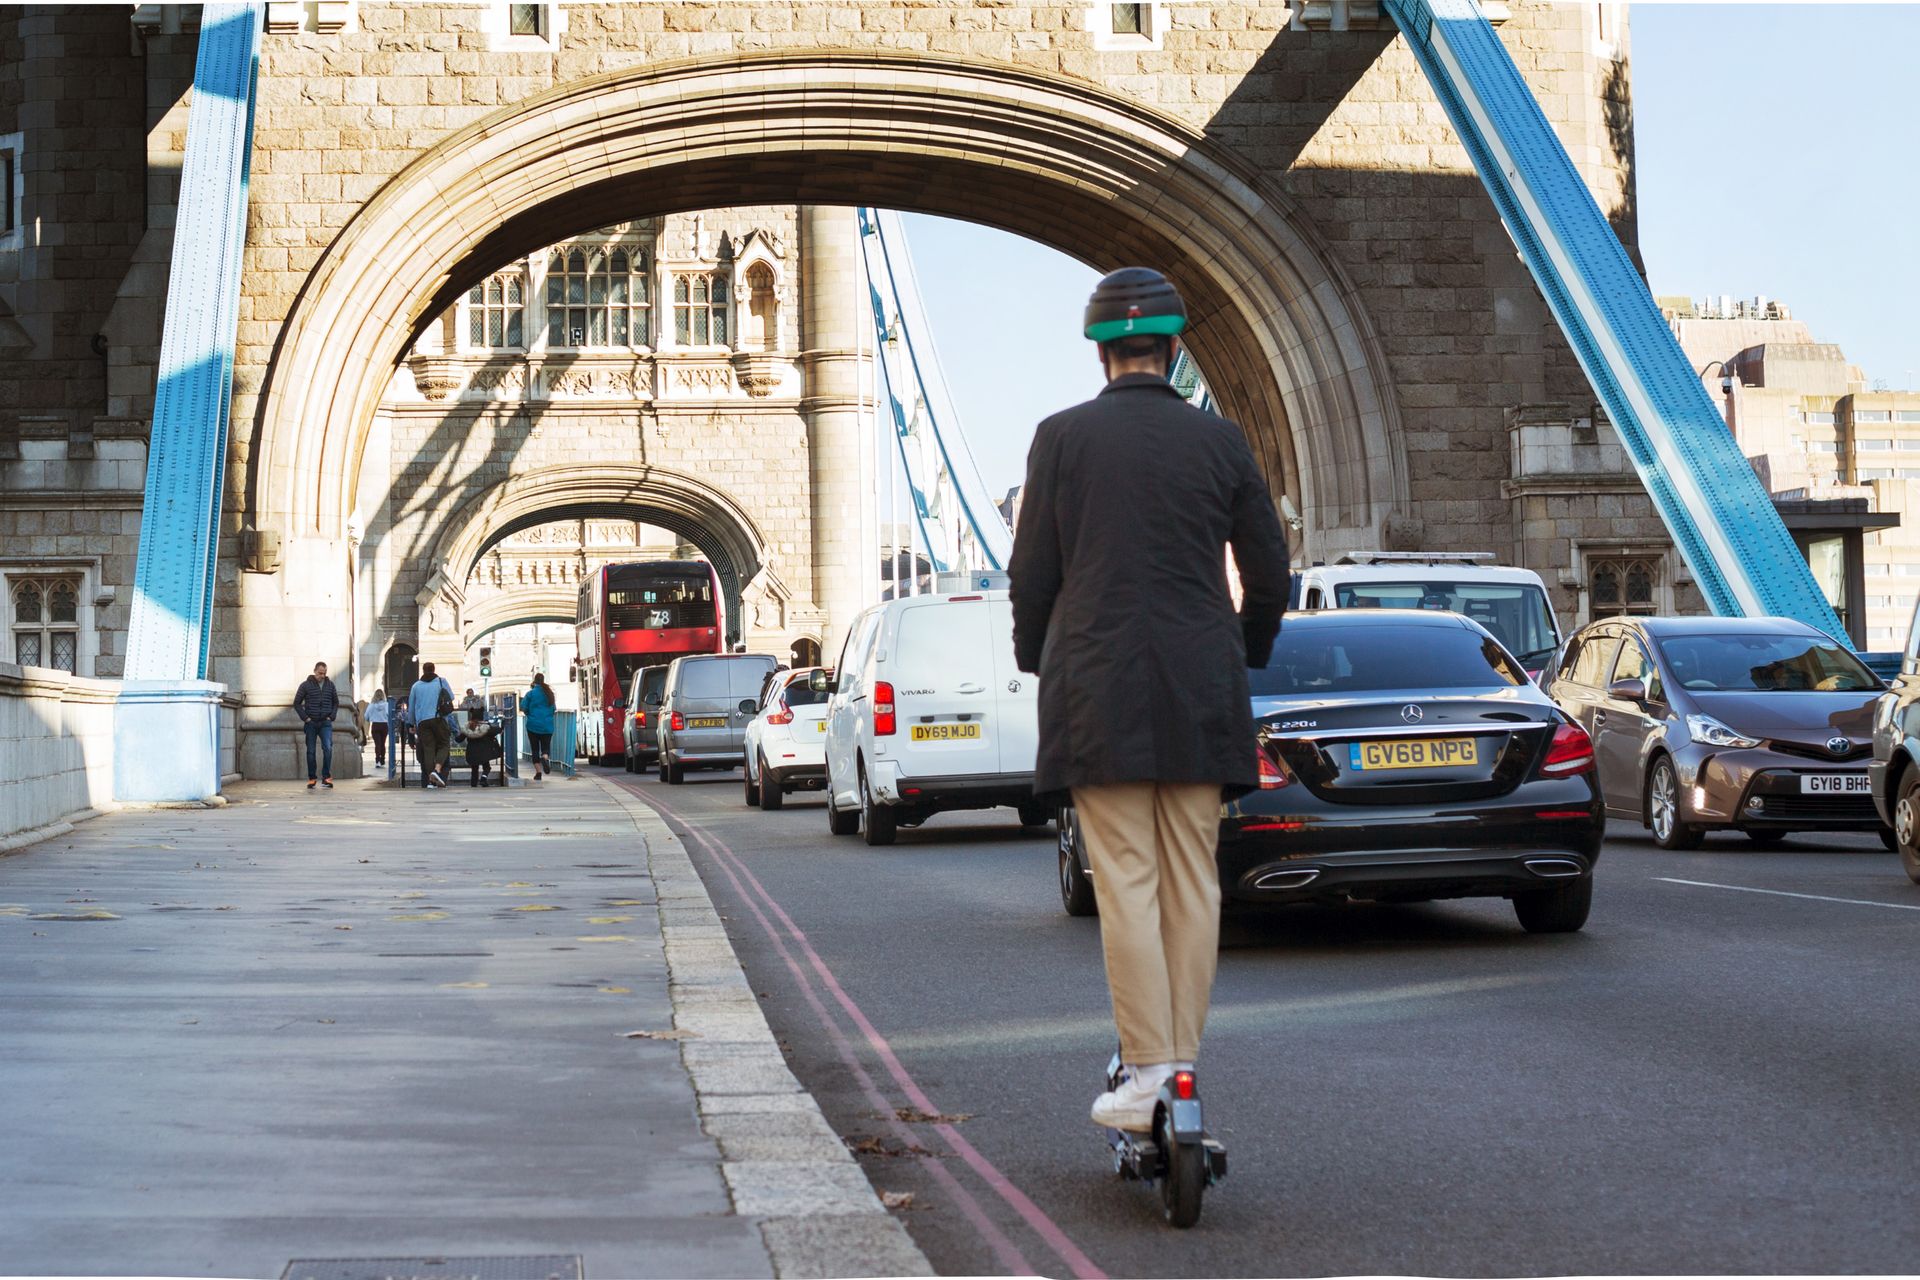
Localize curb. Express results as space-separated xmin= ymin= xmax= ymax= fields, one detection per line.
xmin=593 ymin=777 xmax=935 ymax=1279
xmin=0 ymin=804 xmax=113 ymax=856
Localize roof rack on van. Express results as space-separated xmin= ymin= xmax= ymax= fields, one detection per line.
xmin=1332 ymin=551 xmax=1497 ymax=566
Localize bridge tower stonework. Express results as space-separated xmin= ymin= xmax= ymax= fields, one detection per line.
xmin=0 ymin=1 xmax=1687 ymax=779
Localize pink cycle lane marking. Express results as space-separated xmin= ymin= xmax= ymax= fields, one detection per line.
xmin=629 ymin=782 xmax=1107 ymax=1280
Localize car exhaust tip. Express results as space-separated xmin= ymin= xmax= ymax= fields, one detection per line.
xmin=1253 ymin=868 xmax=1321 ymax=891
xmin=1523 ymin=857 xmax=1585 ymax=879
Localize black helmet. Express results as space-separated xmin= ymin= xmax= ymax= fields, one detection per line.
xmin=1083 ymin=267 xmax=1187 ymax=343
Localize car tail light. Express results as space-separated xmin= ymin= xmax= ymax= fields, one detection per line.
xmin=1257 ymin=743 xmax=1288 ymax=789
xmin=670 ymin=711 xmax=685 ymax=732
xmin=873 ymin=681 xmax=896 ymax=737
xmin=1540 ymin=722 xmax=1594 ymax=777
xmin=767 ymin=697 xmax=794 ymax=726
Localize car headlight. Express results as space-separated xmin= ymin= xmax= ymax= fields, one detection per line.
xmin=1686 ymin=714 xmax=1760 ymax=749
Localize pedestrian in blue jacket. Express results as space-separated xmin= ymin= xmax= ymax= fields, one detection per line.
xmin=522 ymin=672 xmax=557 ymax=780
xmin=293 ymin=661 xmax=341 ymax=790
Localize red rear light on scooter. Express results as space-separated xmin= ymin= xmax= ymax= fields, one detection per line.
xmin=1257 ymin=743 xmax=1288 ymax=790
xmin=1172 ymin=1070 xmax=1196 ymax=1101
xmin=873 ymin=681 xmax=897 ymax=736
xmin=1541 ymin=722 xmax=1594 ymax=777
xmin=767 ymin=697 xmax=794 ymax=726
xmin=670 ymin=711 xmax=685 ymax=732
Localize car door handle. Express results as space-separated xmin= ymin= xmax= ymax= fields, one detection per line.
xmin=957 ymin=682 xmax=985 ymax=694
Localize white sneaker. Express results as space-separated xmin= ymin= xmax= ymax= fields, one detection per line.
xmin=1092 ymin=1064 xmax=1173 ymax=1132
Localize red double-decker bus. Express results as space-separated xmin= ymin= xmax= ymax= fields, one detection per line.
xmin=576 ymin=560 xmax=724 ymax=764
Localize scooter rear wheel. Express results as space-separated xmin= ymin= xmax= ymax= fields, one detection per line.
xmin=1158 ymin=1110 xmax=1206 ymax=1228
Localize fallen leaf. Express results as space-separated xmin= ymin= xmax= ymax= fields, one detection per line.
xmin=894 ymin=1108 xmax=972 ymax=1125
xmin=357 ymin=858 xmax=372 ymax=863
xmin=388 ymin=911 xmax=449 ymax=922
xmin=880 ymin=1190 xmax=916 ymax=1210
xmin=439 ymin=981 xmax=488 ymax=989
xmin=30 ymin=911 xmax=120 ymax=921
xmin=317 ymin=1018 xmax=335 ymax=1024
xmin=603 ymin=899 xmax=648 ymax=906
xmin=621 ymin=1028 xmax=701 ymax=1041
xmin=180 ymin=1019 xmax=198 ymax=1025
xmin=585 ymin=915 xmax=633 ymax=924
xmin=846 ymin=1136 xmax=932 ymax=1159
xmin=333 ymin=925 xmax=352 ymax=931
xmin=597 ymin=985 xmax=631 ymax=994
xmin=215 ymin=905 xmax=236 ymax=911
xmin=576 ymin=935 xmax=632 ymax=943
xmin=510 ymin=904 xmax=559 ymax=912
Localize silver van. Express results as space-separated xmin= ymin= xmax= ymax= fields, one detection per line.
xmin=658 ymin=653 xmax=778 ymax=784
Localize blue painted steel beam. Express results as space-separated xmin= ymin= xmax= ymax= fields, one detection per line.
xmin=1382 ymin=0 xmax=1847 ymax=639
xmin=124 ymin=4 xmax=264 ymax=681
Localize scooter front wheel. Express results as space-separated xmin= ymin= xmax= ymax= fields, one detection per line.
xmin=1158 ymin=1111 xmax=1206 ymax=1228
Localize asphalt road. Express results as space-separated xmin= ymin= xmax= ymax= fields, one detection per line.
xmin=607 ymin=765 xmax=1920 ymax=1277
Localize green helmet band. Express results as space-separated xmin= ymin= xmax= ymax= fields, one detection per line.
xmin=1086 ymin=313 xmax=1186 ymax=343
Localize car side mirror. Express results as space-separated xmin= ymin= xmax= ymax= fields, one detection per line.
xmin=613 ymin=698 xmax=625 ymax=709
xmin=1607 ymin=677 xmax=1647 ymax=704
xmin=739 ymin=698 xmax=758 ymax=715
xmin=808 ymin=670 xmax=837 ymax=694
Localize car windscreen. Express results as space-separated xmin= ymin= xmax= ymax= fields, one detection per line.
xmin=1655 ymin=633 xmax=1880 ymax=693
xmin=1250 ymin=624 xmax=1526 ymax=696
xmin=678 ymin=661 xmax=731 ymax=700
xmin=1333 ymin=581 xmax=1559 ymax=666
xmin=782 ymin=679 xmax=829 ymax=708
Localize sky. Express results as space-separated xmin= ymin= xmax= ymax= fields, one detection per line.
xmin=899 ymin=4 xmax=1920 ymax=496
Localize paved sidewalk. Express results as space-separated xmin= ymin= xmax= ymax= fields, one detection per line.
xmin=0 ymin=777 xmax=926 ymax=1279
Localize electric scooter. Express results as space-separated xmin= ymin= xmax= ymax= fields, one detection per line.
xmin=1103 ymin=1051 xmax=1228 ymax=1227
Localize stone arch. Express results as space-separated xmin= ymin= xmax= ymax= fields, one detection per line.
xmin=460 ymin=592 xmax=578 ymax=652
xmin=248 ymin=52 xmax=1409 ymax=564
xmin=426 ymin=463 xmax=769 ymax=646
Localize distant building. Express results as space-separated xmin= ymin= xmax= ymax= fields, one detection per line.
xmin=1663 ymin=295 xmax=1919 ymax=648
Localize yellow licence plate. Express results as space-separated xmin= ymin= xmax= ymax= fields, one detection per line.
xmin=910 ymin=723 xmax=982 ymax=742
xmin=688 ymin=716 xmax=727 ymax=729
xmin=1349 ymin=738 xmax=1478 ymax=770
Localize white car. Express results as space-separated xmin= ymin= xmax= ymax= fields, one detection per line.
xmin=1294 ymin=552 xmax=1564 ymax=679
xmin=821 ymin=589 xmax=1046 ymax=846
xmin=742 ymin=666 xmax=830 ymax=810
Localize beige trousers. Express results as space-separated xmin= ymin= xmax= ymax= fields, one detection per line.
xmin=1072 ymin=781 xmax=1223 ymax=1065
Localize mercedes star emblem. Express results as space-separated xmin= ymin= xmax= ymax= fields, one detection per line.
xmin=1007 ymin=679 xmax=1022 ymax=694
xmin=1401 ymin=704 xmax=1424 ymax=724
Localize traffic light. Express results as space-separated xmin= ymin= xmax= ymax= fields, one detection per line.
xmin=478 ymin=645 xmax=493 ymax=678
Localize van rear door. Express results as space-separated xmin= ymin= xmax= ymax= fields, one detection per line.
xmin=987 ymin=598 xmax=1039 ymax=777
xmin=887 ymin=597 xmax=999 ymax=781
xmin=728 ymin=656 xmax=778 ymax=752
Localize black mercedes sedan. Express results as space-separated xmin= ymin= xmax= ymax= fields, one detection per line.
xmin=1057 ymin=610 xmax=1604 ymax=933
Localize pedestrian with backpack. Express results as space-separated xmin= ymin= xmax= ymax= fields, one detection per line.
xmin=522 ymin=671 xmax=557 ymax=779
xmin=409 ymin=662 xmax=456 ymax=788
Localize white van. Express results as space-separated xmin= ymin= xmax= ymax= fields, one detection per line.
xmin=822 ymin=589 xmax=1048 ymax=846
xmin=1293 ymin=553 xmax=1565 ymax=678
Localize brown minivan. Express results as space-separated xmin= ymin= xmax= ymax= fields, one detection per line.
xmin=1547 ymin=616 xmax=1891 ymax=849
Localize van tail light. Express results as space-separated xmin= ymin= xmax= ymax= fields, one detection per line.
xmin=1257 ymin=742 xmax=1288 ymax=789
xmin=1540 ymin=722 xmax=1594 ymax=777
xmin=767 ymin=697 xmax=794 ymax=726
xmin=636 ymin=711 xmax=647 ymax=727
xmin=670 ymin=711 xmax=685 ymax=732
xmin=873 ymin=681 xmax=897 ymax=737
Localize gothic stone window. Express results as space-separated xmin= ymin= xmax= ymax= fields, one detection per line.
xmin=742 ymin=261 xmax=777 ymax=350
xmin=467 ymin=271 xmax=525 ymax=350
xmin=509 ymin=2 xmax=546 ymax=36
xmin=548 ymin=246 xmax=650 ymax=348
xmin=10 ymin=575 xmax=79 ymax=672
xmin=674 ymin=273 xmax=729 ymax=347
xmin=1590 ymin=556 xmax=1658 ymax=619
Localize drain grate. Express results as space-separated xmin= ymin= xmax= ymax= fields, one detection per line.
xmin=282 ymin=1256 xmax=582 ymax=1280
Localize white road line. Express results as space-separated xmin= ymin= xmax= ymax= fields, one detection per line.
xmin=1656 ymin=877 xmax=1920 ymax=912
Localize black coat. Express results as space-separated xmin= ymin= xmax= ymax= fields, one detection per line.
xmin=1009 ymin=374 xmax=1293 ymax=797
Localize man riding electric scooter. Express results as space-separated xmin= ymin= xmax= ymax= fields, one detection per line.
xmin=1009 ymin=267 xmax=1293 ymax=1223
